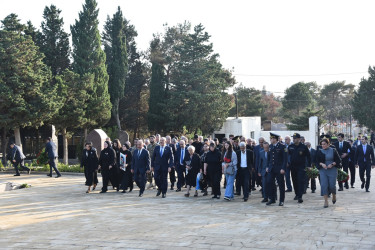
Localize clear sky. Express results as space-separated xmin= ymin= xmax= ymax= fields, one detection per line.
xmin=1 ymin=0 xmax=374 ymax=95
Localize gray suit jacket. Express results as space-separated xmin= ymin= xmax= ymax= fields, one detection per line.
xmin=258 ymin=150 xmax=270 ymax=177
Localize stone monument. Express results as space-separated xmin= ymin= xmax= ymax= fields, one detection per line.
xmin=118 ymin=130 xmax=129 ymax=144
xmin=86 ymin=129 xmax=109 ymax=156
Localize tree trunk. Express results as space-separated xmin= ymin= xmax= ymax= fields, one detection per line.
xmin=35 ymin=129 xmax=40 ymax=157
xmin=14 ymin=127 xmax=22 ymax=150
xmin=62 ymin=128 xmax=68 ymax=165
xmin=114 ymin=99 xmax=121 ymax=131
xmin=84 ymin=128 xmax=88 ymax=143
xmin=1 ymin=127 xmax=8 ymax=165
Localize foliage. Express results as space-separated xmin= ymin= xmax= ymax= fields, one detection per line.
xmin=282 ymin=82 xmax=318 ymax=118
xmin=352 ymin=67 xmax=375 ymax=130
xmin=0 ymin=14 xmax=61 ymax=131
xmin=337 ymin=168 xmax=349 ymax=183
xmin=19 ymin=183 xmax=31 ymax=189
xmin=229 ymin=85 xmax=263 ymax=117
xmin=71 ymin=0 xmax=111 ymax=130
xmin=306 ymin=166 xmax=319 ymax=179
xmin=39 ymin=5 xmax=70 ymax=76
xmin=103 ymin=6 xmax=128 ymax=130
xmin=286 ymin=108 xmax=324 ymax=130
xmin=36 ymin=148 xmax=48 ymax=165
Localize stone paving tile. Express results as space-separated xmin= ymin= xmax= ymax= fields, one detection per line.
xmin=1 ymin=172 xmax=375 ymax=249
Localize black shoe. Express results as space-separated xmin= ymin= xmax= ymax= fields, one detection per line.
xmin=122 ymin=190 xmax=126 ymax=193
xmin=212 ymin=195 xmax=218 ymax=199
xmin=170 ymin=186 xmax=174 ymax=191
xmin=14 ymin=174 xmax=20 ymax=176
xmin=361 ymin=182 xmax=365 ymax=189
xmin=279 ymin=202 xmax=284 ymax=206
xmin=162 ymin=194 xmax=166 ymax=198
xmin=338 ymin=188 xmax=343 ymax=191
xmin=175 ymin=188 xmax=181 ymax=192
xmin=27 ymin=169 xmax=31 ymax=175
xmin=47 ymin=174 xmax=52 ymax=177
xmin=156 ymin=190 xmax=161 ymax=196
xmin=294 ymin=196 xmax=298 ymax=200
xmin=216 ymin=196 xmax=220 ymax=199
xmin=261 ymin=198 xmax=268 ymax=203
xmin=345 ymin=184 xmax=349 ymax=189
xmin=303 ymin=191 xmax=307 ymax=194
xmin=366 ymin=189 xmax=370 ymax=192
xmin=286 ymin=189 xmax=292 ymax=192
xmin=235 ymin=192 xmax=241 ymax=196
xmin=298 ymin=198 xmax=303 ymax=203
xmin=55 ymin=175 xmax=61 ymax=178
xmin=351 ymin=185 xmax=355 ymax=188
xmin=129 ymin=187 xmax=133 ymax=192
xmin=252 ymin=187 xmax=256 ymax=191
xmin=139 ymin=192 xmax=143 ymax=197
xmin=266 ymin=200 xmax=275 ymax=205
xmin=100 ymin=190 xmax=106 ymax=193
xmin=244 ymin=198 xmax=248 ymax=202
xmin=312 ymin=190 xmax=315 ymax=193
xmin=259 ymin=188 xmax=263 ymax=192
xmin=203 ymin=191 xmax=208 ymax=196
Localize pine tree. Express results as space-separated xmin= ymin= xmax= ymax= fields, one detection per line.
xmin=0 ymin=14 xmax=61 ymax=148
xmin=352 ymin=67 xmax=375 ymax=130
xmin=71 ymin=0 xmax=111 ymax=137
xmin=103 ymin=6 xmax=128 ymax=131
xmin=39 ymin=5 xmax=70 ymax=76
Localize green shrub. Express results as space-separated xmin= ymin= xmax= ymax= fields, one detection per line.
xmin=19 ymin=183 xmax=31 ymax=189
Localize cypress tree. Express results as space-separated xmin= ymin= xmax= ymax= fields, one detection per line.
xmin=103 ymin=6 xmax=128 ymax=131
xmin=71 ymin=0 xmax=111 ymax=137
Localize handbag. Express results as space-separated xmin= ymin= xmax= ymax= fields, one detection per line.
xmin=225 ymin=163 xmax=235 ymax=175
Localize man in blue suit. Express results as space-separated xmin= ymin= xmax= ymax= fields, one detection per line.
xmin=45 ymin=137 xmax=61 ymax=178
xmin=131 ymin=140 xmax=151 ymax=197
xmin=304 ymin=142 xmax=317 ymax=193
xmin=354 ymin=136 xmax=375 ymax=192
xmin=258 ymin=142 xmax=270 ymax=203
xmin=334 ymin=133 xmax=351 ymax=190
xmin=175 ymin=140 xmax=189 ymax=192
xmin=152 ymin=137 xmax=174 ymax=198
xmin=267 ymin=133 xmax=287 ymax=206
xmin=253 ymin=137 xmax=265 ymax=192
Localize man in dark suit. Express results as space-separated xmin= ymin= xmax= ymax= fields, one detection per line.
xmin=236 ymin=142 xmax=254 ymax=201
xmin=166 ymin=136 xmax=176 ymax=190
xmin=45 ymin=137 xmax=61 ymax=178
xmin=8 ymin=142 xmax=30 ymax=176
xmin=175 ymin=140 xmax=189 ymax=192
xmin=354 ymin=136 xmax=375 ymax=192
xmin=347 ymin=139 xmax=356 ymax=188
xmin=253 ymin=137 xmax=265 ymax=191
xmin=304 ymin=142 xmax=316 ymax=193
xmin=152 ymin=137 xmax=174 ymax=198
xmin=258 ymin=142 xmax=270 ymax=202
xmin=334 ymin=133 xmax=351 ymax=190
xmin=267 ymin=133 xmax=288 ymax=206
xmin=131 ymin=140 xmax=151 ymax=197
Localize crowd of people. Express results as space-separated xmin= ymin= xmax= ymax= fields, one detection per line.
xmin=7 ymin=132 xmax=375 ymax=208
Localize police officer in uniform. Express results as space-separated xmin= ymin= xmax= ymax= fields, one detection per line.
xmin=288 ymin=133 xmax=311 ymax=203
xmin=266 ymin=133 xmax=288 ymax=206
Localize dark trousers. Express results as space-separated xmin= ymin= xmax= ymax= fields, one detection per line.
xmin=208 ymin=167 xmax=222 ymax=196
xmin=169 ymin=167 xmax=176 ymax=187
xmin=285 ymin=167 xmax=293 ymax=191
xmin=238 ymin=168 xmax=250 ymax=198
xmin=134 ymin=169 xmax=146 ymax=194
xmin=348 ymin=161 xmax=356 ymax=186
xmin=267 ymin=170 xmax=285 ymax=202
xmin=250 ymin=170 xmax=257 ymax=188
xmin=48 ymin=158 xmax=60 ymax=176
xmin=13 ymin=159 xmax=29 ymax=175
xmin=261 ymin=175 xmax=267 ymax=198
xmin=359 ymin=164 xmax=371 ymax=189
xmin=154 ymin=168 xmax=168 ymax=194
xmin=291 ymin=167 xmax=305 ymax=199
xmin=235 ymin=170 xmax=241 ymax=194
xmin=304 ymin=175 xmax=316 ymax=193
xmin=338 ymin=161 xmax=349 ymax=189
xmin=101 ymin=168 xmax=110 ymax=192
xmin=176 ymin=164 xmax=186 ymax=189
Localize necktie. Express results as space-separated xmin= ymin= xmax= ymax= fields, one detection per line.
xmin=363 ymin=145 xmax=366 ymax=162
xmin=181 ymin=149 xmax=184 ymax=165
xmin=160 ymin=147 xmax=163 ymax=157
xmin=340 ymin=142 xmax=342 ymax=150
xmin=138 ymin=149 xmax=141 ymax=158
xmin=265 ymin=152 xmax=267 ymax=160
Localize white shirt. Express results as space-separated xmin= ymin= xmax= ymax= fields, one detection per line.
xmin=240 ymin=151 xmax=247 ymax=168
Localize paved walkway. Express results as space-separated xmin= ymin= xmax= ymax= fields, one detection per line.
xmin=0 ymin=172 xmax=374 ymax=249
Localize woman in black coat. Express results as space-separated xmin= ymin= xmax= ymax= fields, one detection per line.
xmin=119 ymin=143 xmax=133 ymax=193
xmin=99 ymin=141 xmax=116 ymax=193
xmin=204 ymin=143 xmax=223 ymax=199
xmin=112 ymin=139 xmax=122 ymax=191
xmin=81 ymin=142 xmax=99 ymax=193
xmin=183 ymin=145 xmax=201 ymax=197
